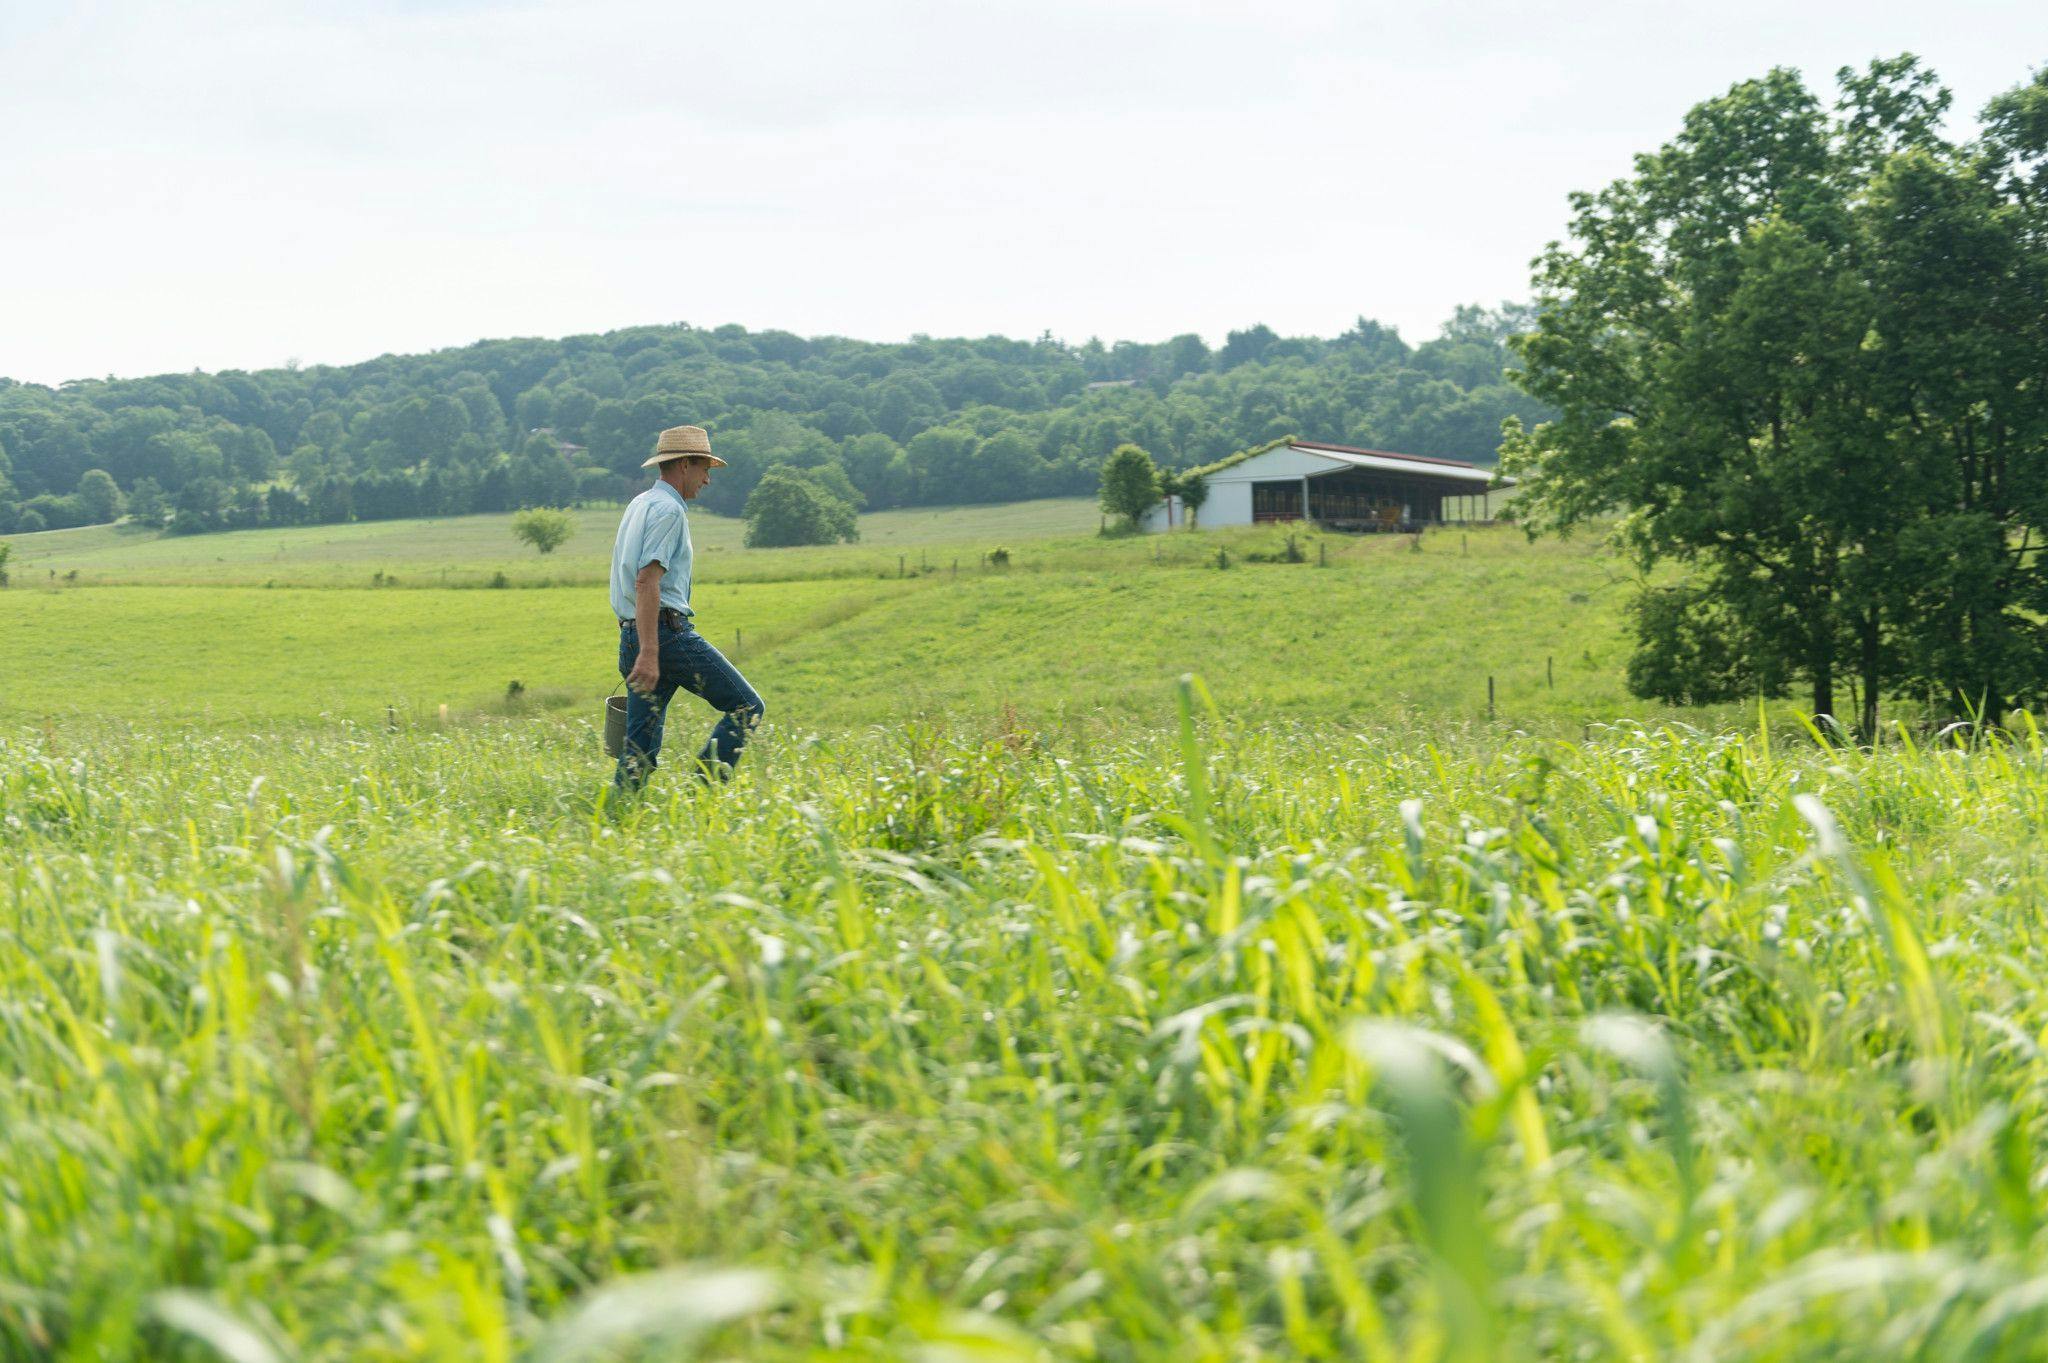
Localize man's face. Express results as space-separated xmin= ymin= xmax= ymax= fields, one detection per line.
xmin=671 ymin=458 xmax=713 ymax=499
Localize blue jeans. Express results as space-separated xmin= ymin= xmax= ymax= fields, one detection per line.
xmin=615 ymin=620 xmax=765 ymax=789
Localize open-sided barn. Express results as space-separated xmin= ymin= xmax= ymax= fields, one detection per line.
xmin=1144 ymin=437 xmax=1509 ymax=533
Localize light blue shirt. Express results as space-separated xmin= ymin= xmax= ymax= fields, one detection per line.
xmin=609 ymin=480 xmax=693 ymax=621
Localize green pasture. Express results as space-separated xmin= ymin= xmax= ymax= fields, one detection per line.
xmin=7 ymin=704 xmax=2048 ymax=1358
xmin=0 ymin=524 xmax=1656 ymax=730
xmin=0 ymin=579 xmax=897 ymax=725
xmin=1 ymin=498 xmax=1105 ymax=588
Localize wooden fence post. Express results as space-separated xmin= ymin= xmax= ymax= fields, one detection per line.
xmin=1488 ymin=675 xmax=1495 ymax=721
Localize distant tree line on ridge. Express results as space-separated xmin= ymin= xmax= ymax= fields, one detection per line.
xmin=0 ymin=308 xmax=1550 ymax=538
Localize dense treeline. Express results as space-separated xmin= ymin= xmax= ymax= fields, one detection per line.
xmin=0 ymin=307 xmax=1548 ymax=536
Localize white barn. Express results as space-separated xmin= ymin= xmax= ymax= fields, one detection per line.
xmin=1144 ymin=438 xmax=1508 ymax=533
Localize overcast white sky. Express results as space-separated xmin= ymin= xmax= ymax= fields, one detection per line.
xmin=2 ymin=0 xmax=2042 ymax=385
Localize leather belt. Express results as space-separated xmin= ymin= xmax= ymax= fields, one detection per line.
xmin=619 ymin=608 xmax=691 ymax=630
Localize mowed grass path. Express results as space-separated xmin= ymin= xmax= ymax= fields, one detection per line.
xmin=1 ymin=528 xmax=1662 ymax=729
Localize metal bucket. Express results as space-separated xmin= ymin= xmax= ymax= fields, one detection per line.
xmin=603 ymin=693 xmax=629 ymax=757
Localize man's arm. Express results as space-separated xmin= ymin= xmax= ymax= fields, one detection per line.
xmin=628 ymin=561 xmax=663 ymax=694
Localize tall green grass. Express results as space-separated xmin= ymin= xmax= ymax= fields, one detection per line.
xmin=6 ymin=702 xmax=2048 ymax=1358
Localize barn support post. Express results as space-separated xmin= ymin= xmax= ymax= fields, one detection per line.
xmin=1301 ymin=475 xmax=1311 ymax=525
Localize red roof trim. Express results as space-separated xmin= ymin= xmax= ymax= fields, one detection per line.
xmin=1289 ymin=439 xmax=1483 ymax=471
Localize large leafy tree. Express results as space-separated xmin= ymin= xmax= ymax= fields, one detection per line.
xmin=1504 ymin=58 xmax=2048 ymax=736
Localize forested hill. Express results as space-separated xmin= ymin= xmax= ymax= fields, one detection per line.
xmin=0 ymin=307 xmax=1550 ymax=535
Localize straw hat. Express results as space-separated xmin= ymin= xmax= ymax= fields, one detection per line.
xmin=643 ymin=425 xmax=726 ymax=469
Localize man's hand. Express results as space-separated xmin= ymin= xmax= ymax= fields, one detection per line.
xmin=627 ymin=649 xmax=660 ymax=696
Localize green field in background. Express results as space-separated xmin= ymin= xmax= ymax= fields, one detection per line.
xmin=2 ymin=497 xmax=1106 ymax=587
xmin=0 ymin=523 xmax=1663 ymax=730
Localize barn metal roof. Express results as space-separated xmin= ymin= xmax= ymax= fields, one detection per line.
xmin=1205 ymin=439 xmax=1504 ymax=486
xmin=1291 ymin=439 xmax=1489 ymax=472
xmin=1297 ymin=445 xmax=1500 ymax=486
xmin=1186 ymin=435 xmax=1514 ymax=486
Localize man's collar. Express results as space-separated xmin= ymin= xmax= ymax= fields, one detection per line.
xmin=654 ymin=479 xmax=687 ymax=508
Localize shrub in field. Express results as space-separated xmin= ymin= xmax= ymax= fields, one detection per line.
xmin=0 ymin=540 xmax=9 ymax=588
xmin=76 ymin=469 xmax=125 ymax=524
xmin=511 ymin=506 xmax=575 ymax=555
xmin=126 ymin=477 xmax=169 ymax=528
xmin=743 ymin=469 xmax=859 ymax=547
xmin=1099 ymin=442 xmax=1162 ymax=529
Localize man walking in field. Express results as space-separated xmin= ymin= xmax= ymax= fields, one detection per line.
xmin=610 ymin=425 xmax=765 ymax=791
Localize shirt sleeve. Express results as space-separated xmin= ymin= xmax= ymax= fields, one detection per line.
xmin=636 ymin=506 xmax=681 ymax=571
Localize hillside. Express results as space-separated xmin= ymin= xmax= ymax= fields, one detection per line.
xmin=0 ymin=308 xmax=1548 ymax=539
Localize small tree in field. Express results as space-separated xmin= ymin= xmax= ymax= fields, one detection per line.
xmin=0 ymin=541 xmax=11 ymax=588
xmin=127 ymin=478 xmax=168 ymax=529
xmin=1176 ymin=472 xmax=1209 ymax=528
xmin=1100 ymin=444 xmax=1161 ymax=530
xmin=512 ymin=507 xmax=574 ymax=555
xmin=744 ymin=469 xmax=859 ymax=547
xmin=77 ymin=469 xmax=124 ymax=525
